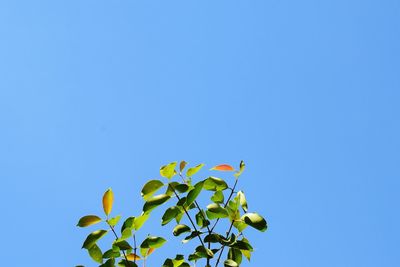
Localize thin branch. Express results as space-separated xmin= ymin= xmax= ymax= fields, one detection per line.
xmin=214 ymin=221 xmax=234 ymax=267
xmin=107 ymin=221 xmax=130 ymax=264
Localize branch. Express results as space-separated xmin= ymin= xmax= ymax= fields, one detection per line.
xmin=107 ymin=222 xmax=130 ymax=264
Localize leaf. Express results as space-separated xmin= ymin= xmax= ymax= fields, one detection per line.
xmin=133 ymin=213 xmax=150 ymax=231
xmin=232 ymin=240 xmax=253 ymax=251
xmin=233 ymin=220 xmax=247 ymax=232
xmin=211 ymin=190 xmax=224 ymax=203
xmin=224 ymin=259 xmax=238 ymax=267
xmin=160 ymin=162 xmax=177 ymax=179
xmin=210 ymin=164 xmax=235 ymax=171
xmin=166 ymin=182 xmax=189 ymax=196
xmin=179 ymin=161 xmax=187 ymax=173
xmin=141 ymin=180 xmax=164 ymax=200
xmin=203 ymin=177 xmax=228 ymax=191
xmin=173 ymin=224 xmax=191 ymax=236
xmin=186 ymin=181 xmax=204 ymax=206
xmin=118 ymin=259 xmax=138 ymax=267
xmin=203 ymin=234 xmax=221 ymax=243
xmin=108 ymin=215 xmax=121 ymax=227
xmin=140 ymin=247 xmax=155 ymax=258
xmin=237 ymin=191 xmax=248 ymax=212
xmin=206 ymin=203 xmax=229 ymax=219
xmin=234 ymin=161 xmax=245 ymax=178
xmin=241 ymin=213 xmax=267 ymax=232
xmin=186 ymin=163 xmax=204 ymax=177
xmin=114 ymin=240 xmax=133 ymax=250
xmin=228 ymin=248 xmax=242 ymax=265
xmin=126 ymin=253 xmax=141 ymax=261
xmin=240 ymin=238 xmax=252 ymax=261
xmin=140 ymin=236 xmax=167 ymax=249
xmin=99 ymin=258 xmax=115 ymax=267
xmin=82 ymin=230 xmax=108 ymax=249
xmin=77 ymin=215 xmax=102 ymax=227
xmin=194 ymin=245 xmax=214 ymax=258
xmin=103 ymin=248 xmax=120 ymax=258
xmin=162 ymin=206 xmax=181 ymax=226
xmin=143 ymin=194 xmax=171 ymax=213
xmin=195 ymin=210 xmax=210 ymax=229
xmin=103 ymin=188 xmax=114 ymax=216
xmin=182 ymin=231 xmax=201 ymax=244
xmin=88 ymin=244 xmax=103 ymax=264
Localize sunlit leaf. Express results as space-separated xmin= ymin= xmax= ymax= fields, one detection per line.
xmin=206 ymin=203 xmax=228 ymax=219
xmin=103 ymin=248 xmax=120 ymax=259
xmin=194 ymin=245 xmax=214 ymax=258
xmin=114 ymin=240 xmax=133 ymax=250
xmin=240 ymin=237 xmax=252 ymax=261
xmin=99 ymin=258 xmax=115 ymax=267
xmin=77 ymin=215 xmax=102 ymax=227
xmin=173 ymin=224 xmax=191 ymax=236
xmin=211 ymin=190 xmax=224 ymax=204
xmin=237 ymin=191 xmax=248 ymax=212
xmin=162 ymin=206 xmax=181 ymax=226
xmin=82 ymin=230 xmax=108 ymax=249
xmin=203 ymin=177 xmax=228 ymax=191
xmin=210 ymin=164 xmax=235 ymax=171
xmin=103 ymin=188 xmax=114 ymax=216
xmin=234 ymin=160 xmax=245 ymax=178
xmin=108 ymin=215 xmax=121 ymax=227
xmin=133 ymin=213 xmax=150 ymax=230
xmin=126 ymin=253 xmax=141 ymax=261
xmin=186 ymin=181 xmax=204 ymax=206
xmin=224 ymin=259 xmax=238 ymax=267
xmin=118 ymin=259 xmax=138 ymax=267
xmin=160 ymin=162 xmax=177 ymax=179
xmin=241 ymin=213 xmax=267 ymax=232
xmin=186 ymin=163 xmax=204 ymax=177
xmin=141 ymin=180 xmax=164 ymax=200
xmin=195 ymin=210 xmax=210 ymax=229
xmin=88 ymin=244 xmax=103 ymax=263
xmin=228 ymin=248 xmax=242 ymax=265
xmin=140 ymin=236 xmax=167 ymax=249
xmin=143 ymin=194 xmax=171 ymax=213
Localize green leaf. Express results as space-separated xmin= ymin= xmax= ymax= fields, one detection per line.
xmin=77 ymin=215 xmax=102 ymax=227
xmin=186 ymin=181 xmax=204 ymax=206
xmin=234 ymin=160 xmax=245 ymax=178
xmin=141 ymin=180 xmax=164 ymax=200
xmin=108 ymin=215 xmax=121 ymax=227
xmin=224 ymin=259 xmax=238 ymax=267
xmin=166 ymin=182 xmax=189 ymax=196
xmin=195 ymin=210 xmax=210 ymax=229
xmin=82 ymin=230 xmax=108 ymax=249
xmin=88 ymin=244 xmax=103 ymax=264
xmin=162 ymin=206 xmax=181 ymax=226
xmin=140 ymin=236 xmax=167 ymax=249
xmin=186 ymin=163 xmax=204 ymax=177
xmin=114 ymin=240 xmax=133 ymax=250
xmin=103 ymin=188 xmax=114 ymax=216
xmin=240 ymin=238 xmax=252 ymax=261
xmin=99 ymin=258 xmax=115 ymax=267
xmin=163 ymin=258 xmax=174 ymax=267
xmin=206 ymin=203 xmax=229 ymax=219
xmin=103 ymin=248 xmax=120 ymax=259
xmin=182 ymin=231 xmax=201 ymax=244
xmin=233 ymin=220 xmax=247 ymax=232
xmin=232 ymin=240 xmax=253 ymax=251
xmin=118 ymin=259 xmax=138 ymax=267
xmin=241 ymin=213 xmax=267 ymax=232
xmin=203 ymin=177 xmax=228 ymax=191
xmin=211 ymin=190 xmax=224 ymax=204
xmin=173 ymin=224 xmax=191 ymax=236
xmin=237 ymin=191 xmax=248 ymax=212
xmin=203 ymin=234 xmax=221 ymax=243
xmin=143 ymin=194 xmax=171 ymax=213
xmin=121 ymin=217 xmax=135 ymax=239
xmin=228 ymin=248 xmax=242 ymax=265
xmin=160 ymin=162 xmax=177 ymax=179
xmin=133 ymin=213 xmax=150 ymax=230
xmin=194 ymin=245 xmax=214 ymax=258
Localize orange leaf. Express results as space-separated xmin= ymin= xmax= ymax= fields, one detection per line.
xmin=210 ymin=164 xmax=235 ymax=171
xmin=147 ymin=248 xmax=155 ymax=256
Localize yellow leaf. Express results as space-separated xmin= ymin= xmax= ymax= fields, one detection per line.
xmin=102 ymin=188 xmax=114 ymax=216
xmin=126 ymin=253 xmax=141 ymax=261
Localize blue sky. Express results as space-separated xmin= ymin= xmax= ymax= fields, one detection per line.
xmin=0 ymin=0 xmax=399 ymax=266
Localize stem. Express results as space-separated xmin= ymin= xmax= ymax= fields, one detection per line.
xmin=211 ymin=178 xmax=238 ymax=232
xmin=133 ymin=233 xmax=137 ymax=264
xmin=179 ymin=173 xmax=212 ymax=265
xmin=169 ymin=184 xmax=206 ymax=248
xmin=214 ymin=221 xmax=234 ymax=267
xmin=108 ymin=222 xmax=130 ymax=264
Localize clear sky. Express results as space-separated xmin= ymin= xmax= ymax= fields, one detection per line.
xmin=0 ymin=0 xmax=399 ymax=266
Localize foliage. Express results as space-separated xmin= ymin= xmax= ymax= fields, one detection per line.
xmin=77 ymin=161 xmax=267 ymax=267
